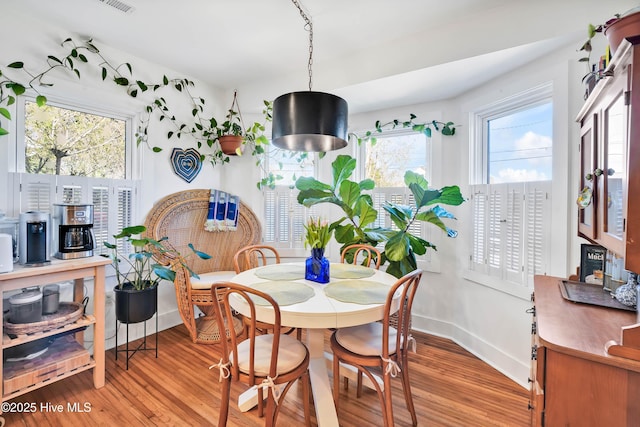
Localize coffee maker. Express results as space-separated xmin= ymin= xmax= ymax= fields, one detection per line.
xmin=53 ymin=204 xmax=95 ymax=260
xmin=19 ymin=211 xmax=51 ymax=266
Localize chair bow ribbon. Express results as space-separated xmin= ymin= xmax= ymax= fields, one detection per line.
xmin=209 ymin=359 xmax=231 ymax=382
xmin=251 ymin=376 xmax=281 ymax=405
xmin=381 ymin=357 xmax=401 ymax=377
xmin=407 ymin=334 xmax=417 ymax=353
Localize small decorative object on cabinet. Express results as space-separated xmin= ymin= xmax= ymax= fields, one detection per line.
xmin=576 ymin=37 xmax=640 ymax=273
xmin=614 ymin=272 xmax=638 ymax=307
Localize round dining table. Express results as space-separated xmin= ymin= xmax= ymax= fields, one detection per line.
xmin=229 ymin=262 xmax=399 ymax=427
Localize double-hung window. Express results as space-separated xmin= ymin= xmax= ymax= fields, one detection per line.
xmin=356 ymin=130 xmax=438 ymax=270
xmin=262 ymin=148 xmax=318 ymax=256
xmin=469 ymin=84 xmax=553 ymax=287
xmin=7 ymin=97 xmax=140 ymax=257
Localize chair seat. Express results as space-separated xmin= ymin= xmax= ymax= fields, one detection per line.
xmin=190 ymin=271 xmax=237 ymax=290
xmin=232 ymin=333 xmax=308 ymax=377
xmin=335 ymin=322 xmax=397 ymax=356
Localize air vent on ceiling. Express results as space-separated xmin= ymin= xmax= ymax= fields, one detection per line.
xmin=97 ymin=0 xmax=135 ymax=14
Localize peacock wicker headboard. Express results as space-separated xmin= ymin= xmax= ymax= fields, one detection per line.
xmin=143 ymin=189 xmax=262 ymax=274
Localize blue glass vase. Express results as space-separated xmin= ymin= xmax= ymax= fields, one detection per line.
xmin=305 ymin=248 xmax=330 ymax=283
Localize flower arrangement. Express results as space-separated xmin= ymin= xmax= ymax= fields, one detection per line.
xmin=303 ymin=217 xmax=332 ymax=249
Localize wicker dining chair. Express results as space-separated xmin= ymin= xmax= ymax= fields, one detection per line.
xmin=340 ymin=243 xmax=382 ymax=269
xmin=210 ymin=282 xmax=311 ymax=427
xmin=233 ymin=244 xmax=301 ymax=339
xmin=330 ymin=269 xmax=423 ymax=427
xmin=143 ymin=189 xmax=262 ymax=344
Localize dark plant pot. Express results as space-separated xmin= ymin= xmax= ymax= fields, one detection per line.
xmin=219 ymin=135 xmax=243 ymax=155
xmin=605 ymin=11 xmax=640 ymax=55
xmin=114 ymin=283 xmax=157 ymax=324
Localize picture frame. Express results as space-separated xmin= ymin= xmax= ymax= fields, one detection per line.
xmin=579 ymin=244 xmax=606 ymax=285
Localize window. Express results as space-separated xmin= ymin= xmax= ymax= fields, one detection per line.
xmin=262 ymin=148 xmax=318 ymax=255
xmin=357 ymin=131 xmax=435 ymax=268
xmin=8 ymin=97 xmax=139 ymax=257
xmin=469 ymin=84 xmax=553 ymax=287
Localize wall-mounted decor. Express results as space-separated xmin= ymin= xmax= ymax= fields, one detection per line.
xmin=170 ymin=148 xmax=202 ymax=183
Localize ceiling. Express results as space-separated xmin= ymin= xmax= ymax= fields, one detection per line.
xmin=5 ymin=0 xmax=638 ymax=114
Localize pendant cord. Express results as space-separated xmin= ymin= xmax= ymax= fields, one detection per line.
xmin=291 ymin=0 xmax=313 ymax=91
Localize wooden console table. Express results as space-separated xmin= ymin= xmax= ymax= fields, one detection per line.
xmin=530 ymin=275 xmax=640 ymax=426
xmin=0 ymin=256 xmax=110 ymax=401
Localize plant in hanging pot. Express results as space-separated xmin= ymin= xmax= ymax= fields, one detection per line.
xmin=208 ymin=90 xmax=270 ymax=157
xmin=103 ymin=225 xmax=210 ymax=323
xmin=303 ymin=217 xmax=333 ymax=283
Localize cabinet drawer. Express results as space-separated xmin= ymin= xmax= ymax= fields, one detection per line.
xmin=3 ymin=336 xmax=90 ymax=395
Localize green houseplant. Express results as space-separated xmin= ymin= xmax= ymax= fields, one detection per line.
xmin=296 ymin=155 xmax=464 ymax=278
xmin=103 ymin=224 xmax=210 ymax=323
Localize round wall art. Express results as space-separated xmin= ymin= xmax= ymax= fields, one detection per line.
xmin=170 ymin=147 xmax=202 ymax=183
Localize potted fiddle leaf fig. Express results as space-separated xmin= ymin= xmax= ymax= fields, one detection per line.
xmin=103 ymin=225 xmax=210 ymax=323
xmin=296 ymin=155 xmax=465 ymax=278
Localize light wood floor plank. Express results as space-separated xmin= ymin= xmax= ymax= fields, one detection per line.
xmin=1 ymin=326 xmax=529 ymax=426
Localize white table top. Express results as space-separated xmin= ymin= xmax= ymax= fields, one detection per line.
xmin=230 ymin=262 xmax=399 ymax=329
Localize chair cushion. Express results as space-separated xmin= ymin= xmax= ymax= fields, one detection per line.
xmin=232 ymin=334 xmax=307 ymax=377
xmin=190 ymin=271 xmax=236 ymax=290
xmin=335 ymin=322 xmax=397 ymax=356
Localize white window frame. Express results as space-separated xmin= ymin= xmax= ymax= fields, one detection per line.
xmin=5 ymin=95 xmax=141 ymax=262
xmin=466 ymin=83 xmax=554 ymax=297
xmin=355 ymin=129 xmax=440 ymax=272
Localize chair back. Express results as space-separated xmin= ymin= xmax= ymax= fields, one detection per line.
xmin=382 ymin=269 xmax=422 ymax=358
xmin=143 ymin=189 xmax=262 ymax=275
xmin=340 ymin=244 xmax=381 ymax=269
xmin=211 ymin=282 xmax=283 ymax=384
xmin=234 ymin=245 xmax=281 ymax=274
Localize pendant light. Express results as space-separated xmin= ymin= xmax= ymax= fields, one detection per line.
xmin=271 ymin=0 xmax=348 ymax=152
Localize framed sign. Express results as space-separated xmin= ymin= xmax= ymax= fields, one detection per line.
xmin=579 ymin=244 xmax=606 ymax=285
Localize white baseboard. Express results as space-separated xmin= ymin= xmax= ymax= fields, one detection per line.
xmin=412 ymin=314 xmax=530 ymax=390
xmin=104 ymin=309 xmax=183 ymax=351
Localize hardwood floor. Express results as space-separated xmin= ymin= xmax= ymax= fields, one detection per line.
xmin=1 ymin=325 xmax=530 ymax=426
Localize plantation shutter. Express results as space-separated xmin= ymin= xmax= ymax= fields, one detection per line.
xmin=470 ymin=186 xmax=488 ymax=274
xmin=524 ymin=181 xmax=551 ymax=286
xmin=263 ymin=187 xmax=318 ymax=251
xmin=487 ymin=185 xmax=503 ymax=275
xmin=504 ymin=184 xmax=524 ymax=283
xmin=469 ymin=181 xmax=551 ymax=286
xmin=16 ymin=173 xmax=56 ymax=213
xmin=91 ymin=182 xmax=110 ymax=256
xmin=115 ymin=182 xmax=135 ymax=256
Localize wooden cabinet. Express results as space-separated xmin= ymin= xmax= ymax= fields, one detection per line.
xmin=576 ymin=39 xmax=640 ymax=272
xmin=0 ymin=257 xmax=109 ymax=401
xmin=530 ymin=276 xmax=640 ymax=425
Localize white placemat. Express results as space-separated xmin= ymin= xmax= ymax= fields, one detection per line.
xmin=249 ymin=281 xmax=315 ymax=306
xmin=323 ymin=280 xmax=389 ymax=304
xmin=254 ymin=264 xmax=305 ymax=281
xmin=331 ymin=263 xmax=376 ymax=279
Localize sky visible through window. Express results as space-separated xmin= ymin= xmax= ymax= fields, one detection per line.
xmin=488 ymin=102 xmax=552 ymax=183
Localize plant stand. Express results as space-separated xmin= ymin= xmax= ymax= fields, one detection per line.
xmin=114 ymin=293 xmax=158 ymax=370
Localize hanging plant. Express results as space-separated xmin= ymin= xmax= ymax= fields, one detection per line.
xmin=0 ymin=37 xmax=302 ymax=188
xmin=349 ymin=114 xmax=456 ymax=146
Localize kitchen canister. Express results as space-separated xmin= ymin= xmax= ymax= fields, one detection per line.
xmin=42 ymin=284 xmax=60 ymax=314
xmin=0 ymin=233 xmax=13 ymax=273
xmin=9 ymin=288 xmax=43 ymax=324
